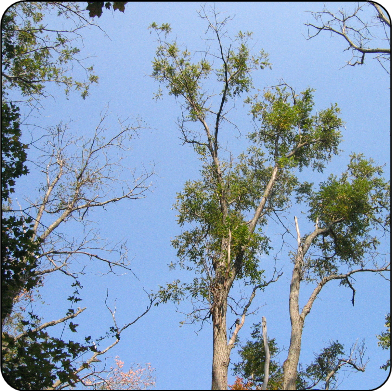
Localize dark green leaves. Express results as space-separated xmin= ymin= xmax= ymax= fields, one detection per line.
xmin=86 ymin=2 xmax=128 ymax=18
xmin=2 ymin=323 xmax=90 ymax=390
xmin=1 ymin=102 xmax=40 ymax=322
xmin=1 ymin=102 xmax=28 ymax=201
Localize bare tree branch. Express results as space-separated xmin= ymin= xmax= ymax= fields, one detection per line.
xmin=228 ymin=271 xmax=282 ymax=348
xmin=301 ymin=263 xmax=390 ymax=321
xmin=49 ymin=290 xmax=156 ymax=390
xmin=305 ymin=2 xmax=390 ymax=72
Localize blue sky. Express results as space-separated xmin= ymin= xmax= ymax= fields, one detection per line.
xmin=2 ymin=2 xmax=390 ymax=390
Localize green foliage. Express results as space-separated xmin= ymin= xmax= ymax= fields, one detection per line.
xmin=216 ymin=32 xmax=271 ymax=98
xmin=150 ymin=11 xmax=387 ymax=388
xmin=377 ymin=313 xmax=390 ymax=370
xmin=150 ymin=20 xmax=269 ymax=123
xmin=166 ymin=85 xmax=345 ymax=305
xmin=1 ymin=277 xmax=95 ymax=389
xmin=234 ymin=324 xmax=357 ymax=390
xmin=149 ymin=15 xmax=273 ymax=302
xmin=299 ymin=341 xmax=345 ymax=389
xmin=156 ymin=280 xmax=186 ymax=305
xmin=86 ymin=2 xmax=128 ymax=18
xmin=151 ymin=14 xmax=347 ymax=330
xmin=149 ymin=22 xmax=172 ymax=35
xmin=246 ymin=86 xmax=343 ymax=172
xmin=306 ymin=154 xmax=389 ymax=274
xmin=171 ymin=159 xmax=271 ymax=288
xmin=2 ymin=2 xmax=98 ymax=100
xmin=2 ymin=320 xmax=92 ymax=390
xmin=1 ymin=101 xmax=28 ymax=201
xmin=1 ymin=214 xmax=40 ymax=323
xmin=1 ymin=100 xmax=41 ymax=323
xmin=233 ymin=322 xmax=282 ymax=388
xmin=151 ymin=35 xmax=212 ymax=120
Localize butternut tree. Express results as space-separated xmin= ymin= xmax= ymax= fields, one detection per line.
xmin=150 ymin=8 xmax=348 ymax=389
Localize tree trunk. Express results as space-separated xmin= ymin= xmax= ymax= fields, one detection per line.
xmin=261 ymin=316 xmax=270 ymax=390
xmin=282 ymin=311 xmax=304 ymax=390
xmin=211 ymin=289 xmax=230 ymax=390
xmin=282 ymin=217 xmax=305 ymax=390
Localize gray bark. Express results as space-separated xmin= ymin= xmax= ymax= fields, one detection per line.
xmin=282 ymin=218 xmax=304 ymax=390
xmin=211 ymin=290 xmax=230 ymax=390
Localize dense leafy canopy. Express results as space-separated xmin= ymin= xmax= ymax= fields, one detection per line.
xmin=162 ymin=82 xmax=345 ymax=308
xmin=305 ymin=154 xmax=390 ymax=277
xmin=2 ymin=324 xmax=93 ymax=390
xmin=246 ymin=86 xmax=342 ymax=171
xmin=1 ymin=101 xmax=28 ymax=201
xmin=1 ymin=100 xmax=41 ymax=324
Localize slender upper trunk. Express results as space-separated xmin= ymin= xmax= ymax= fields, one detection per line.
xmin=282 ymin=256 xmax=304 ymax=389
xmin=261 ymin=316 xmax=270 ymax=390
xmin=283 ymin=217 xmax=305 ymax=390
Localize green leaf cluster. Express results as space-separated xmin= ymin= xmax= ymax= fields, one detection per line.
xmin=377 ymin=313 xmax=390 ymax=370
xmin=151 ymin=34 xmax=212 ymax=120
xmin=233 ymin=322 xmax=282 ymax=388
xmin=1 ymin=101 xmax=28 ymax=201
xmin=171 ymin=158 xmax=271 ymax=288
xmin=297 ymin=341 xmax=346 ymax=389
xmin=156 ymin=280 xmax=186 ymax=305
xmin=216 ymin=31 xmax=270 ymax=98
xmin=1 ymin=214 xmax=40 ymax=324
xmin=1 ymin=101 xmax=41 ymax=323
xmin=308 ymin=154 xmax=389 ymax=269
xmin=150 ymin=22 xmax=269 ymax=122
xmin=2 ymin=2 xmax=98 ymax=100
xmin=246 ymin=86 xmax=343 ymax=172
xmin=234 ymin=324 xmax=354 ymax=390
xmin=86 ymin=2 xmax=128 ymax=18
xmin=2 ymin=323 xmax=92 ymax=390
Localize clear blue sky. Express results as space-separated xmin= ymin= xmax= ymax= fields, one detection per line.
xmin=2 ymin=2 xmax=390 ymax=390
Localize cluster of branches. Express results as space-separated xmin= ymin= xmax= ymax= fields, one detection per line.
xmin=305 ymin=2 xmax=390 ymax=73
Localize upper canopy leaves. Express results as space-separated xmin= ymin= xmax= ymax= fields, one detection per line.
xmin=246 ymin=86 xmax=343 ymax=172
xmin=150 ymin=21 xmax=270 ymax=123
xmin=2 ymin=2 xmax=98 ymax=100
